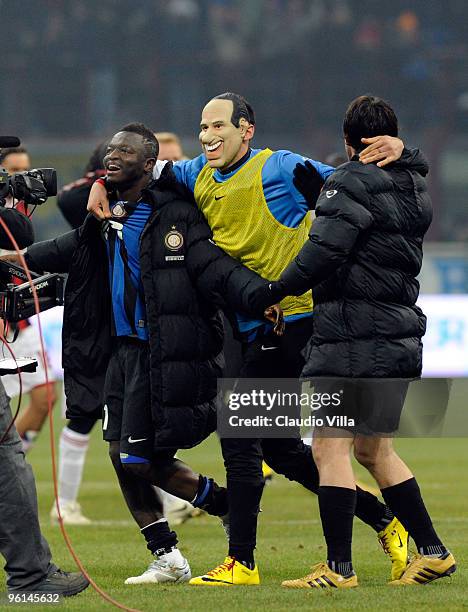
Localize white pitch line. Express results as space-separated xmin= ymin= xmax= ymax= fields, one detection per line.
xmin=262 ymin=517 xmax=468 ymax=525
xmin=36 ymin=481 xmax=118 ymax=490
xmin=34 ymin=480 xmax=459 ymax=489
xmin=41 ymin=517 xmax=468 ymax=527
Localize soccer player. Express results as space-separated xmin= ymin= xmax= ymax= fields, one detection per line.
xmin=153 ymin=130 xmax=199 ymax=525
xmin=265 ymin=95 xmax=456 ymax=588
xmin=87 ymin=94 xmax=409 ymax=585
xmin=49 ymin=142 xmax=109 ymax=525
xmin=23 ymin=123 xmax=280 ymax=585
xmin=155 ymin=131 xmax=187 ymax=162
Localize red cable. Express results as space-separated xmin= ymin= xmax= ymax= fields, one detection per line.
xmin=0 ymin=335 xmax=23 ymax=444
xmin=0 ymin=217 xmax=142 ymax=612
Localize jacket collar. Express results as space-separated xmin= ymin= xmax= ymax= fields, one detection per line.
xmin=140 ymin=161 xmax=195 ymax=209
xmin=352 ymin=149 xmax=429 ymax=177
xmin=392 ymin=148 xmax=429 ymax=176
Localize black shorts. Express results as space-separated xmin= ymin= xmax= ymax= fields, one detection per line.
xmin=312 ymin=378 xmax=409 ymax=436
xmin=102 ymin=337 xmax=155 ymax=461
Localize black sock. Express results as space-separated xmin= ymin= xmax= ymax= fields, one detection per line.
xmin=236 ymin=559 xmax=255 ymax=570
xmin=319 ymin=486 xmax=356 ymax=575
xmin=192 ymin=475 xmax=228 ymax=517
xmin=327 ymin=560 xmax=354 ymax=578
xmin=355 ymin=486 xmax=394 ymax=533
xmin=141 ymin=519 xmax=178 ymax=555
xmin=381 ymin=477 xmax=445 ymax=553
xmin=227 ymin=478 xmax=263 ymax=565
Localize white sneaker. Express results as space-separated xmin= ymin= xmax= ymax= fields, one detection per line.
xmin=50 ymin=501 xmax=92 ymax=526
xmin=124 ymin=551 xmax=191 ymax=585
xmin=166 ymin=499 xmax=201 ymax=526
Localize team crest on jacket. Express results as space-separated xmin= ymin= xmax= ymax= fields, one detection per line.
xmin=111 ymin=202 xmax=127 ymax=218
xmin=164 ymin=228 xmax=184 ymax=251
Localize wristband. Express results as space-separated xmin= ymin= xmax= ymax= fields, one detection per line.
xmin=95 ymin=176 xmax=114 ymax=197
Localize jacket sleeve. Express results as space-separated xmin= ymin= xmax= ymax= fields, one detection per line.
xmin=25 ymin=228 xmax=81 ymax=274
xmin=57 ymin=182 xmax=91 ymax=229
xmin=0 ymin=207 xmax=34 ymax=249
xmin=278 ymin=168 xmax=374 ymax=295
xmin=184 ymin=207 xmax=273 ymax=316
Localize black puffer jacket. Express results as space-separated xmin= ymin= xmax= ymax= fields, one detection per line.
xmin=57 ymin=170 xmax=106 ymax=229
xmin=278 ymin=149 xmax=432 ymax=378
xmin=25 ymin=166 xmax=267 ymax=448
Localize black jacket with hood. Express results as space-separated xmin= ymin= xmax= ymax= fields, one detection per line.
xmin=277 ymin=149 xmax=432 ymax=379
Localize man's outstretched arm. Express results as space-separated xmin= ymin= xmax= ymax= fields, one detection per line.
xmin=25 ymin=229 xmax=80 ymax=274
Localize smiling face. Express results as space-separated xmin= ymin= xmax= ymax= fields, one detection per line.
xmin=103 ymin=131 xmax=155 ymax=187
xmin=199 ymin=99 xmax=254 ymax=170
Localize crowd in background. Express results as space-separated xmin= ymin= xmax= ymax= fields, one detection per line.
xmin=1 ymin=0 xmax=467 ymax=240
xmin=1 ymin=0 xmax=467 ymax=136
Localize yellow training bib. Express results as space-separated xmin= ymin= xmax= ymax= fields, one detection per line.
xmin=194 ymin=149 xmax=312 ymax=317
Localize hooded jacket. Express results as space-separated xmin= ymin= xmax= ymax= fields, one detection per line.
xmin=277 ymin=149 xmax=432 ymax=378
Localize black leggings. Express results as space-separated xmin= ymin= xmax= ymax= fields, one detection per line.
xmin=222 ymin=317 xmax=315 ymax=559
xmin=222 ymin=317 xmax=391 ymax=560
xmin=67 ymin=415 xmax=99 ymax=435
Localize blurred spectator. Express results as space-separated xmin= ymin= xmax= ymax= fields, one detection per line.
xmin=0 ymin=147 xmax=31 ymax=174
xmin=154 ymin=132 xmax=187 ymax=161
xmin=354 ymin=17 xmax=383 ymax=50
xmin=1 ymin=0 xmax=468 ymax=240
xmin=57 ymin=141 xmax=107 ymax=229
xmin=395 ymin=10 xmax=420 ymax=46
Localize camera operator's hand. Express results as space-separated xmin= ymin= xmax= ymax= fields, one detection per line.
xmin=0 ymin=253 xmax=22 ymax=264
xmin=87 ymin=180 xmax=111 ymax=220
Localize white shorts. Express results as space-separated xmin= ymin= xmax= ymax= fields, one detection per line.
xmin=28 ymin=307 xmax=64 ymax=381
xmin=1 ymin=324 xmax=57 ymax=399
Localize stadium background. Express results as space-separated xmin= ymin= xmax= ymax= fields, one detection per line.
xmin=0 ymin=1 xmax=467 ymax=610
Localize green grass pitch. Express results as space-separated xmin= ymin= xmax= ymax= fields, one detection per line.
xmin=1 ymin=402 xmax=466 ymax=611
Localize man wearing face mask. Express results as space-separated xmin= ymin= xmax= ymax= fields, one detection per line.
xmin=87 ymin=94 xmax=410 ymax=586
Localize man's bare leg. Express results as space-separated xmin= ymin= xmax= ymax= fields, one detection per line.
xmin=354 ymin=436 xmax=452 ymax=574
xmin=15 ymin=384 xmax=57 ymax=451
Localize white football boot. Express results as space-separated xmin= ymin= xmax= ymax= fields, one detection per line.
xmin=125 ymin=549 xmax=191 ymax=585
xmin=50 ymin=501 xmax=92 ymax=526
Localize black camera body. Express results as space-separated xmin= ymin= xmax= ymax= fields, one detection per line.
xmin=0 ymin=167 xmax=57 ymax=206
xmin=0 ymin=261 xmax=65 ymax=376
xmin=0 ymin=261 xmax=65 ymax=322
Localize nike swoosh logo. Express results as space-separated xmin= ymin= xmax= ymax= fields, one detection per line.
xmin=397 ymin=534 xmax=404 ymax=548
xmin=128 ymin=436 xmax=148 ymax=443
xmin=214 ymin=195 xmax=225 ymax=200
xmin=261 ymin=345 xmax=278 ymax=351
